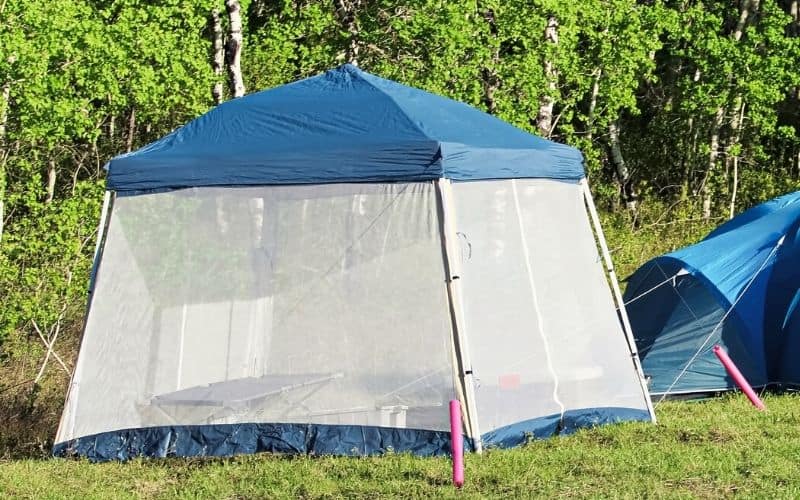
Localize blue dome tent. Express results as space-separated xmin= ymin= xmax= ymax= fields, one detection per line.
xmin=55 ymin=64 xmax=653 ymax=461
xmin=624 ymin=191 xmax=800 ymax=395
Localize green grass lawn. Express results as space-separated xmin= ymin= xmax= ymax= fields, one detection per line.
xmin=1 ymin=393 xmax=799 ymax=499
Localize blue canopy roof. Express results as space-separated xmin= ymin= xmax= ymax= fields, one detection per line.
xmin=624 ymin=191 xmax=800 ymax=393
xmin=106 ymin=64 xmax=584 ymax=192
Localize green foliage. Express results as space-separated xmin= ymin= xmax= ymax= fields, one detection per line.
xmin=244 ymin=1 xmax=342 ymax=90
xmin=0 ymin=180 xmax=101 ymax=345
xmin=1 ymin=0 xmax=799 ymax=463
xmin=601 ymin=200 xmax=719 ymax=281
xmin=625 ymin=0 xmax=800 ymax=209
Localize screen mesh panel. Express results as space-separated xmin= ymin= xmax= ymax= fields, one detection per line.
xmin=58 ymin=183 xmax=455 ymax=443
xmin=451 ymin=179 xmax=648 ymax=433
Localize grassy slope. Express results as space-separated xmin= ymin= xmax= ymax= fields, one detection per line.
xmin=1 ymin=393 xmax=799 ymax=499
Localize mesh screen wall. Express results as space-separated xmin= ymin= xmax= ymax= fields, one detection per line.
xmin=56 ymin=178 xmax=650 ymax=453
xmin=57 ymin=183 xmax=456 ymax=443
xmin=451 ymin=179 xmax=649 ymax=433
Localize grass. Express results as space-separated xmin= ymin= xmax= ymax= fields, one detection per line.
xmin=0 ymin=204 xmax=788 ymax=498
xmin=1 ymin=393 xmax=800 ymax=499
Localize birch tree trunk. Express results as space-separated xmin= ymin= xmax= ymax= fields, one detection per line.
xmin=0 ymin=82 xmax=9 ymax=243
xmin=225 ymin=0 xmax=245 ymax=98
xmin=702 ymin=107 xmax=725 ymax=220
xmin=211 ymin=8 xmax=225 ymax=104
xmin=608 ymin=120 xmax=637 ymax=212
xmin=586 ymin=68 xmax=601 ymax=142
xmin=46 ymin=160 xmax=56 ymax=204
xmin=0 ymin=83 xmax=7 ymax=145
xmin=733 ymin=0 xmax=757 ymax=42
xmin=702 ymin=0 xmax=758 ymax=220
xmin=333 ymin=0 xmax=363 ymax=66
xmin=682 ymin=69 xmax=702 ymax=199
xmin=724 ymin=0 xmax=758 ymax=219
xmin=536 ymin=16 xmax=558 ymax=137
xmin=728 ymin=101 xmax=746 ymax=218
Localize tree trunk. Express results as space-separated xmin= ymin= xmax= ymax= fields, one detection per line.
xmin=730 ymin=156 xmax=739 ymax=219
xmin=481 ymin=7 xmax=499 ymax=114
xmin=46 ymin=160 xmax=56 ymax=204
xmin=126 ymin=107 xmax=136 ymax=153
xmin=333 ymin=0 xmax=363 ymax=65
xmin=681 ymin=69 xmax=702 ymax=199
xmin=685 ymin=115 xmax=698 ymax=199
xmin=733 ymin=0 xmax=758 ymax=42
xmin=728 ymin=100 xmax=746 ymax=218
xmin=537 ymin=16 xmax=558 ymax=137
xmin=211 ymin=8 xmax=225 ymax=104
xmin=796 ymin=148 xmax=800 ymax=178
xmin=721 ymin=0 xmax=758 ymax=218
xmin=586 ymin=68 xmax=601 ymax=141
xmin=0 ymin=82 xmax=9 ymax=243
xmin=702 ymin=107 xmax=725 ymax=220
xmin=702 ymin=0 xmax=759 ymax=220
xmin=790 ymin=0 xmax=799 ymax=35
xmin=608 ymin=121 xmax=637 ymax=213
xmin=225 ymin=0 xmax=245 ymax=98
xmin=70 ymin=151 xmax=89 ymax=196
xmin=0 ymin=83 xmax=8 ymax=140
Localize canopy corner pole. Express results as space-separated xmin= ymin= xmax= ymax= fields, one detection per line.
xmin=435 ymin=178 xmax=483 ymax=453
xmin=88 ymin=190 xmax=113 ymax=293
xmin=580 ymin=179 xmax=657 ymax=424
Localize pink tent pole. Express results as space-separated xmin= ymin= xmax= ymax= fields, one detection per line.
xmin=712 ymin=345 xmax=766 ymax=410
xmin=449 ymin=399 xmax=465 ymax=488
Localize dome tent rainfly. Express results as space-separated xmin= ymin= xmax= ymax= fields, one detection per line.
xmin=624 ymin=190 xmax=800 ymax=396
xmin=55 ymin=64 xmax=654 ymax=461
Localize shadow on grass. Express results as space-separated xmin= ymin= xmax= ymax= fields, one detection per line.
xmin=0 ymin=381 xmax=63 ymax=459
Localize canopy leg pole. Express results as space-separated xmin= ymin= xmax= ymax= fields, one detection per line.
xmin=581 ymin=179 xmax=657 ymax=423
xmin=436 ymin=178 xmax=483 ymax=452
xmin=88 ymin=190 xmax=112 ymax=292
xmin=56 ymin=189 xmax=114 ymax=444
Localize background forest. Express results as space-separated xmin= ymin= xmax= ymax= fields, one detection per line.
xmin=1 ymin=0 xmax=799 ymax=457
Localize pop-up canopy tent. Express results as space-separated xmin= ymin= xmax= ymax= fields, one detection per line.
xmin=625 ymin=191 xmax=800 ymax=396
xmin=54 ymin=64 xmax=653 ymax=461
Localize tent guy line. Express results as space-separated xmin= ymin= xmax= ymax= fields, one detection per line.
xmin=621 ymin=271 xmax=683 ymax=307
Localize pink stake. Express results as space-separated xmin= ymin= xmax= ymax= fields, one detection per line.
xmin=449 ymin=399 xmax=465 ymax=488
xmin=712 ymin=345 xmax=766 ymax=410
